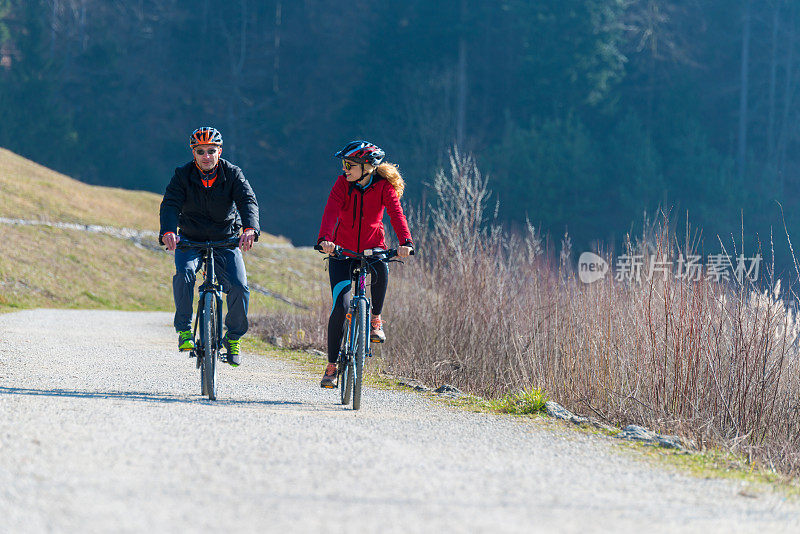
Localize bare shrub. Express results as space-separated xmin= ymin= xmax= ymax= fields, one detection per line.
xmin=249 ymin=288 xmax=329 ymax=350
xmin=381 ymin=149 xmax=800 ymax=475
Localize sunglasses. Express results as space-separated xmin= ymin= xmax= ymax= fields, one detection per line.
xmin=342 ymin=160 xmax=360 ymax=171
xmin=194 ymin=148 xmax=218 ymax=155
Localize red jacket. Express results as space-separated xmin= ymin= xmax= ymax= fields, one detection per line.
xmin=318 ymin=174 xmax=413 ymax=253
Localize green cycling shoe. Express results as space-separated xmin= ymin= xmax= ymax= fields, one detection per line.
xmin=178 ymin=330 xmax=194 ymax=352
xmin=223 ymin=335 xmax=241 ymax=367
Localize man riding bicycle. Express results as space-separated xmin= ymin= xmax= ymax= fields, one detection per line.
xmin=159 ymin=127 xmax=260 ymax=366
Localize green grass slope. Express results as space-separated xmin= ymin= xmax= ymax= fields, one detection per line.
xmin=0 ymin=148 xmax=325 ymax=312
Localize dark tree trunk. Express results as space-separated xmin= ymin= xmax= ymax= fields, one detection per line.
xmin=273 ymin=1 xmax=281 ymax=94
xmin=778 ymin=6 xmax=796 ymax=177
xmin=456 ymin=0 xmax=467 ymax=148
xmin=737 ymin=0 xmax=751 ymax=182
xmin=767 ymin=4 xmax=779 ymax=165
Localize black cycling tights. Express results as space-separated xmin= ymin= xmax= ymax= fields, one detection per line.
xmin=326 ymin=256 xmax=388 ymax=363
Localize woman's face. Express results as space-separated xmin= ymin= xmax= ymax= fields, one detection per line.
xmin=343 ymin=159 xmax=374 ymax=182
xmin=193 ymin=144 xmax=221 ymax=171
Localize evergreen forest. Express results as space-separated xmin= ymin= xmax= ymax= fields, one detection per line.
xmin=1 ymin=1 xmax=798 ymax=268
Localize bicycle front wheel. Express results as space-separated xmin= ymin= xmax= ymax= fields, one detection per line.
xmin=340 ymin=360 xmax=353 ymax=405
xmin=202 ymin=293 xmax=218 ymax=401
xmin=339 ymin=316 xmax=353 ymax=405
xmin=352 ymin=299 xmax=368 ymax=410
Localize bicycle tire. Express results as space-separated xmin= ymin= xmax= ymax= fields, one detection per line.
xmin=352 ymin=299 xmax=368 ymax=410
xmin=340 ymin=360 xmax=353 ymax=405
xmin=339 ymin=316 xmax=353 ymax=405
xmin=203 ymin=293 xmax=217 ymax=400
xmin=201 ymin=353 xmax=207 ymax=396
xmin=198 ymin=318 xmax=206 ymax=396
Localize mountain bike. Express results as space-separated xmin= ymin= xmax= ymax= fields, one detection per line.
xmin=176 ymin=236 xmax=240 ymax=401
xmin=315 ymin=245 xmax=413 ymax=410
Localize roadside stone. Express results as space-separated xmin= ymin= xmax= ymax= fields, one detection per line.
xmin=304 ymin=349 xmax=326 ymax=357
xmin=615 ymin=425 xmax=686 ymax=450
xmin=590 ymin=419 xmax=618 ymax=433
xmin=268 ymin=335 xmax=283 ymax=348
xmin=657 ymin=435 xmax=683 ymax=449
xmin=618 ymin=425 xmax=657 ymax=442
xmin=434 ymin=384 xmax=462 ymax=396
xmin=398 ymin=379 xmax=431 ymax=392
xmin=545 ymin=401 xmax=575 ymax=421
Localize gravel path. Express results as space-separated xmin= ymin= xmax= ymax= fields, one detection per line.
xmin=0 ymin=309 xmax=798 ymax=533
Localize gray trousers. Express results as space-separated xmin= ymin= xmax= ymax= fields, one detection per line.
xmin=173 ymin=247 xmax=249 ymax=339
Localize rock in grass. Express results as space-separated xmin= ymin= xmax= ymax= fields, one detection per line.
xmin=618 ymin=425 xmax=657 ymax=442
xmin=591 ymin=420 xmax=618 ymax=433
xmin=398 ymin=379 xmax=431 ymax=392
xmin=545 ymin=401 xmax=575 ymax=421
xmin=544 ymin=404 xmax=685 ymax=450
xmin=434 ymin=384 xmax=462 ymax=396
xmin=657 ymin=435 xmax=683 ymax=449
xmin=616 ymin=426 xmax=684 ymax=450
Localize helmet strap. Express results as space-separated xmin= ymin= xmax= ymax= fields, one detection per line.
xmin=358 ymin=165 xmax=378 ymax=185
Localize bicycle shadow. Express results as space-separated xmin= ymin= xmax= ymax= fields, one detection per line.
xmin=0 ymin=385 xmax=304 ymax=407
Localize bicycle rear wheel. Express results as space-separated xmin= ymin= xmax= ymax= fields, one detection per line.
xmin=202 ymin=293 xmax=218 ymax=400
xmin=352 ymin=299 xmax=368 ymax=410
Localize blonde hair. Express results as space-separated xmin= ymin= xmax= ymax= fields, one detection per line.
xmin=375 ymin=162 xmax=405 ymax=199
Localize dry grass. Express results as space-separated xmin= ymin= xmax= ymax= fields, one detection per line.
xmin=0 ymin=225 xmax=174 ymax=310
xmin=377 ymin=150 xmax=800 ymax=476
xmin=0 ymin=147 xmax=323 ymax=313
xmin=0 ymin=224 xmax=324 ymax=314
xmin=0 ymin=147 xmax=162 ymax=229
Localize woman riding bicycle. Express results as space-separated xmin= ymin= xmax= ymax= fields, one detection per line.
xmin=317 ymin=140 xmax=413 ymax=388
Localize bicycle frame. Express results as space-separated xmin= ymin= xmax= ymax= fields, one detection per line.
xmin=316 ymin=245 xmax=412 ymax=409
xmin=340 ymin=257 xmax=374 ymax=366
xmin=176 ymin=236 xmax=239 ymax=400
xmin=191 ymin=245 xmax=224 ymax=358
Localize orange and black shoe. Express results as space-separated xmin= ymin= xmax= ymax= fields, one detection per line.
xmin=320 ymin=363 xmax=337 ymax=388
xmin=370 ymin=315 xmax=386 ymax=343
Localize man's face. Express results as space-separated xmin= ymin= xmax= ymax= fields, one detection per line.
xmin=193 ymin=144 xmax=221 ymax=171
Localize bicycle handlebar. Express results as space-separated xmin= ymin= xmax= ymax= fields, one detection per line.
xmin=175 ymin=236 xmax=241 ymax=250
xmin=313 ymin=244 xmax=414 ymax=259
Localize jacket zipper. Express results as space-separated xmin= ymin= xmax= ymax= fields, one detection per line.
xmin=357 ymin=189 xmax=363 ymax=252
xmin=201 ymin=170 xmax=214 ymax=240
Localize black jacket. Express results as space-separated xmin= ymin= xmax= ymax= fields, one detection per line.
xmin=159 ymin=159 xmax=260 ymax=243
